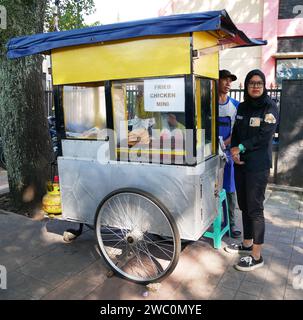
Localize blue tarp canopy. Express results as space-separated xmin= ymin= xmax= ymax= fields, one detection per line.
xmin=7 ymin=10 xmax=266 ymax=59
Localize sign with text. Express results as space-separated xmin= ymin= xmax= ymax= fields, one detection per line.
xmin=144 ymin=78 xmax=185 ymax=112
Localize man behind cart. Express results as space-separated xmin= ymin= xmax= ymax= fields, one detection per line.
xmin=218 ymin=70 xmax=241 ymax=238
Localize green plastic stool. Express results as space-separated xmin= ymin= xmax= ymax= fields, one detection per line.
xmin=203 ymin=189 xmax=231 ymax=249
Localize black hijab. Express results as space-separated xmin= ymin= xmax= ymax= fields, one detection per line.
xmin=244 ymin=69 xmax=272 ymax=109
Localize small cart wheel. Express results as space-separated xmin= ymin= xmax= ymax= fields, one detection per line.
xmin=63 ymin=231 xmax=76 ymax=243
xmin=63 ymin=224 xmax=84 ymax=242
xmin=94 ymin=188 xmax=181 ymax=284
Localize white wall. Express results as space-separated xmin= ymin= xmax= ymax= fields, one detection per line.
xmin=220 ymin=47 xmax=262 ymax=88
xmin=164 ymin=0 xmax=264 ymax=87
xmin=171 ymin=0 xmax=263 ymax=23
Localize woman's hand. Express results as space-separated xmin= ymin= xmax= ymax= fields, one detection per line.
xmin=231 ymin=147 xmax=245 ymax=165
xmin=231 ymin=146 xmax=240 ymax=157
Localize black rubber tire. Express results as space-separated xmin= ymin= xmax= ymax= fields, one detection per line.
xmin=94 ymin=188 xmax=181 ymax=285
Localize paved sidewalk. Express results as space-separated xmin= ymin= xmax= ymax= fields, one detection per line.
xmin=0 ymin=183 xmax=302 ymax=300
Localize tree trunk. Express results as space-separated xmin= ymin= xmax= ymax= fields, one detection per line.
xmin=0 ymin=0 xmax=52 ymax=213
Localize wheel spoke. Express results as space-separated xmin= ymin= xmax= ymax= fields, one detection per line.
xmin=135 ymin=243 xmax=160 ymax=277
xmin=102 ymin=226 xmax=124 ymax=240
xmin=95 ymin=190 xmax=180 ymax=283
xmin=130 ymin=245 xmax=155 ymax=277
xmin=143 ymin=234 xmax=174 ymax=258
xmin=137 ymin=241 xmax=164 ymax=274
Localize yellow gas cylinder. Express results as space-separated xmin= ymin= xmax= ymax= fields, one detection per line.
xmin=42 ymin=175 xmax=62 ymax=217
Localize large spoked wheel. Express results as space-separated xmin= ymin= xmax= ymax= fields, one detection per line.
xmin=94 ymin=188 xmax=181 ymax=284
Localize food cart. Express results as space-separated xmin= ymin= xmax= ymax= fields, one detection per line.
xmin=7 ymin=10 xmax=266 ymax=284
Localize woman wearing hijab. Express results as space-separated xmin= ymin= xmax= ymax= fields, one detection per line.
xmin=224 ymin=69 xmax=279 ymax=271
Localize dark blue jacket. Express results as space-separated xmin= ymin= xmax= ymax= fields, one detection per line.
xmin=231 ymin=98 xmax=279 ymax=172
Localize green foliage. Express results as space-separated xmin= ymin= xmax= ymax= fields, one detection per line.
xmin=45 ymin=0 xmax=100 ymax=31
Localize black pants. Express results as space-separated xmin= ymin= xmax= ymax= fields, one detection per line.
xmin=226 ymin=192 xmax=237 ymax=228
xmin=234 ymin=166 xmax=269 ymax=245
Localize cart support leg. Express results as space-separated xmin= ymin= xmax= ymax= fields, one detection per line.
xmin=63 ymin=223 xmax=84 ymax=242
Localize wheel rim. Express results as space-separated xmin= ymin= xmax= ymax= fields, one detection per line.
xmin=96 ymin=192 xmax=179 ymax=283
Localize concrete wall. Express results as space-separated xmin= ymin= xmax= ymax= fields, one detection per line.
xmin=163 ymin=0 xmax=264 ymax=87
xmin=160 ymin=0 xmax=303 ymax=87
xmin=220 ymin=46 xmax=262 ymax=88
xmin=172 ymin=0 xmax=263 ymax=23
